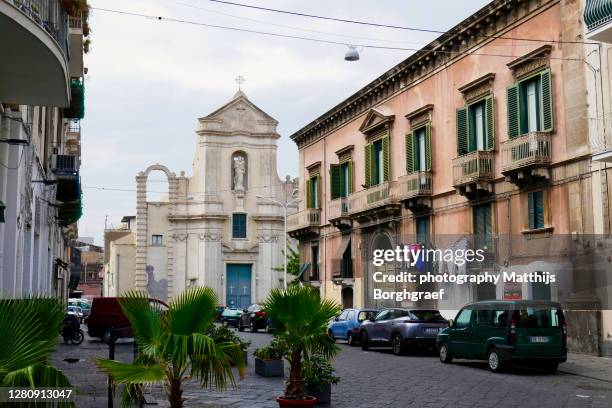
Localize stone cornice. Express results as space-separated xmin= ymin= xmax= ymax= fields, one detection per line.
xmin=507 ymin=44 xmax=553 ymax=79
xmin=458 ymin=73 xmax=496 ymax=102
xmin=289 ymin=0 xmax=558 ymax=148
xmin=405 ymin=104 xmax=434 ymax=128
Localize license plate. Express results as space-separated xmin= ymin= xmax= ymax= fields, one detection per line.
xmin=529 ymin=336 xmax=550 ymax=343
xmin=424 ymin=328 xmax=439 ymax=335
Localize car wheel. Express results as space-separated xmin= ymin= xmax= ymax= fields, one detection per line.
xmin=542 ymin=362 xmax=559 ymax=374
xmin=328 ymin=330 xmax=335 ymax=342
xmin=347 ymin=332 xmax=357 ymax=347
xmin=487 ymin=348 xmax=504 ymax=373
xmin=391 ymin=333 xmax=405 ymax=356
xmin=360 ymin=332 xmax=369 ymax=351
xmin=439 ymin=343 xmax=453 ymax=363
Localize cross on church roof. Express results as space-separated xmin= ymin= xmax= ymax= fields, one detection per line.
xmin=235 ymin=75 xmax=245 ymax=91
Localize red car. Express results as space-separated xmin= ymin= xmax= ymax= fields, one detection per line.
xmin=87 ymin=297 xmax=168 ymax=343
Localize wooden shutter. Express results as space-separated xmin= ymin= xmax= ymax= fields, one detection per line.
xmin=528 ymin=192 xmax=535 ymax=230
xmin=306 ymin=178 xmax=312 ymax=209
xmin=425 ymin=124 xmax=432 ymax=171
xmin=330 ymin=164 xmax=342 ymax=200
xmin=456 ymin=107 xmax=468 ymax=156
xmin=507 ymin=84 xmax=520 ymax=139
xmin=485 ymin=95 xmax=495 ymax=150
xmin=540 ymin=69 xmax=553 ymax=132
xmin=364 ymin=143 xmax=372 ymax=187
xmin=315 ymin=175 xmax=321 ymax=208
xmin=405 ymin=132 xmax=414 ymax=173
xmin=382 ymin=135 xmax=390 ymax=182
xmin=535 ymin=191 xmax=545 ymax=228
xmin=348 ymin=160 xmax=353 ymax=193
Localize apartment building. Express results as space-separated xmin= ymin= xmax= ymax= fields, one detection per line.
xmin=0 ymin=0 xmax=88 ymax=299
xmin=289 ymin=0 xmax=611 ymax=356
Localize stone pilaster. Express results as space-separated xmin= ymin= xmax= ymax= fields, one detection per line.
xmin=135 ymin=173 xmax=148 ymax=291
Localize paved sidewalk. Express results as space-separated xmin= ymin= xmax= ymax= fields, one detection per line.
xmin=561 ymin=353 xmax=612 ymax=383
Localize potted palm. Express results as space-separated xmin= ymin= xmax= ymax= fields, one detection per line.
xmin=97 ymin=287 xmax=245 ymax=408
xmin=303 ymin=354 xmax=340 ymax=404
xmin=263 ymin=285 xmax=340 ymax=407
xmin=254 ymin=337 xmax=287 ymax=377
xmin=208 ymin=324 xmax=250 ymax=366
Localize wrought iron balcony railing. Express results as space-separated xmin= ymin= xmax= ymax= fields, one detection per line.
xmin=584 ymin=0 xmax=612 ymax=32
xmin=501 ymin=132 xmax=551 ymax=173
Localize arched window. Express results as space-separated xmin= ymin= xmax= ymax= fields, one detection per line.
xmin=231 ymin=151 xmax=248 ymax=191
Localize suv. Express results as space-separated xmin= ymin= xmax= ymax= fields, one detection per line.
xmin=238 ymin=303 xmax=268 ymax=332
xmin=328 ymin=308 xmax=379 ymax=346
xmin=87 ymin=297 xmax=168 ymax=343
xmin=436 ymin=300 xmax=567 ymax=373
xmin=360 ymin=308 xmax=448 ymax=355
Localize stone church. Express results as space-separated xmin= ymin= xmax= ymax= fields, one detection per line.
xmin=132 ymin=90 xmax=297 ymax=307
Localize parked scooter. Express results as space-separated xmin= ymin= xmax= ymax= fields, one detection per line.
xmin=61 ymin=314 xmax=84 ymax=345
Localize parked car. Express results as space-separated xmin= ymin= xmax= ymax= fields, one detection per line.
xmin=238 ymin=303 xmax=268 ymax=332
xmin=436 ymin=300 xmax=567 ymax=373
xmin=215 ymin=305 xmax=225 ymax=322
xmin=69 ymin=299 xmax=91 ymax=318
xmin=87 ymin=297 xmax=168 ymax=343
xmin=220 ymin=308 xmax=243 ymax=328
xmin=360 ymin=308 xmax=448 ymax=355
xmin=328 ymin=308 xmax=380 ymax=346
xmin=67 ymin=306 xmax=84 ymax=323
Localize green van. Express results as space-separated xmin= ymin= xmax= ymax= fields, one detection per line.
xmin=436 ymin=300 xmax=567 ymax=373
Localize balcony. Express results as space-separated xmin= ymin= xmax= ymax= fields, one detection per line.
xmin=64 ymin=78 xmax=84 ymax=119
xmin=68 ymin=12 xmax=83 ymax=77
xmin=397 ymin=171 xmax=432 ymax=212
xmin=347 ymin=182 xmax=401 ymax=223
xmin=501 ymin=132 xmax=551 ymax=186
xmin=0 ymin=0 xmax=70 ymax=106
xmin=287 ymin=208 xmax=321 ymax=239
xmin=589 ymin=115 xmax=612 ymax=162
xmin=585 ymin=0 xmax=612 ymax=43
xmin=328 ymin=197 xmax=352 ymax=230
xmin=452 ymin=150 xmax=494 ymax=198
xmin=51 ymin=154 xmax=80 ymax=202
xmin=64 ymin=119 xmax=80 ymax=156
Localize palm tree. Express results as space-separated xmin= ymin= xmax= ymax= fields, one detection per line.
xmin=263 ymin=285 xmax=340 ymax=401
xmin=272 ymin=245 xmax=301 ymax=286
xmin=97 ymin=287 xmax=245 ymax=408
xmin=0 ymin=297 xmax=74 ymax=404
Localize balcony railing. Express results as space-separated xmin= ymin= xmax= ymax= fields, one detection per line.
xmin=328 ymin=197 xmax=349 ymax=220
xmin=452 ymin=151 xmax=494 ymax=187
xmin=7 ymin=0 xmax=68 ymax=57
xmin=585 ymin=0 xmax=612 ymax=32
xmin=397 ymin=171 xmax=432 ymax=200
xmin=51 ymin=154 xmax=78 ymax=173
xmin=348 ymin=181 xmax=398 ymax=215
xmin=68 ymin=13 xmax=81 ymax=29
xmin=287 ymin=208 xmax=321 ymax=232
xmin=501 ymin=132 xmax=551 ymax=173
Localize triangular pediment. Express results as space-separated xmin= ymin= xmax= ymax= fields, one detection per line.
xmin=359 ymin=107 xmax=395 ymax=134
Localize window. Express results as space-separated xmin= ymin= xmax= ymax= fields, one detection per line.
xmin=475 ymin=309 xmax=489 ymax=325
xmin=310 ymin=245 xmax=319 ymax=280
xmin=473 ymin=203 xmax=491 ymax=237
xmin=406 ymin=125 xmax=431 ymax=173
xmin=346 ymin=310 xmax=355 ymax=321
xmin=338 ymin=310 xmax=349 ymax=321
xmin=306 ymin=175 xmax=320 ymax=208
xmin=151 ymin=235 xmax=163 ymax=246
xmin=516 ymin=307 xmax=562 ymax=328
xmin=528 ymin=191 xmax=545 ymax=230
xmin=490 ymin=310 xmax=509 ymax=328
xmin=416 ymin=216 xmax=430 ymax=244
xmin=374 ymin=310 xmax=391 ymax=321
xmin=330 ymin=161 xmax=353 ymax=200
xmin=507 ymin=69 xmax=553 ymax=138
xmin=455 ymin=308 xmax=473 ymax=328
xmin=365 ymin=135 xmax=390 ymax=187
xmin=232 ymin=213 xmax=247 ymax=238
xmin=358 ymin=310 xmax=377 ymax=322
xmin=456 ymin=96 xmax=494 ymax=155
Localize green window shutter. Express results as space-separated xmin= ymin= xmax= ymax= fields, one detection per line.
xmin=540 ymin=69 xmax=553 ymax=132
xmin=315 ymin=175 xmax=321 ymax=208
xmin=425 ymin=124 xmax=432 ymax=171
xmin=535 ymin=191 xmax=545 ymax=228
xmin=364 ymin=143 xmax=372 ymax=187
xmin=507 ymin=84 xmax=520 ymax=139
xmin=405 ymin=132 xmax=414 ymax=173
xmin=306 ymin=178 xmax=312 ymax=209
xmin=485 ymin=95 xmax=495 ymax=150
xmin=330 ymin=164 xmax=342 ymax=200
xmin=456 ymin=107 xmax=468 ymax=156
xmin=382 ymin=135 xmax=390 ymax=182
xmin=348 ymin=160 xmax=353 ymax=193
xmin=528 ymin=192 xmax=535 ymax=230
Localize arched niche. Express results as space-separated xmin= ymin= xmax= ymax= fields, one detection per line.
xmin=231 ymin=151 xmax=248 ymax=191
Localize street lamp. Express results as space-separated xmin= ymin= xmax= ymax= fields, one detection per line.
xmin=256 ymin=194 xmax=300 ymax=289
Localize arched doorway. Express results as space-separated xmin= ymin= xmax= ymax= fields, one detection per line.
xmin=341 ymin=286 xmax=353 ymax=309
xmin=366 ymin=232 xmax=396 ymax=308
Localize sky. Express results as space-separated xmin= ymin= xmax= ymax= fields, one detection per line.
xmin=80 ymin=0 xmax=491 ymax=244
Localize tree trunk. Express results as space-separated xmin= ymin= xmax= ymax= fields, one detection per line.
xmin=285 ymin=349 xmax=304 ymax=399
xmin=167 ymin=376 xmax=183 ymax=408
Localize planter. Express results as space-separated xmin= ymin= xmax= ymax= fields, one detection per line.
xmin=254 ymin=357 xmax=284 ymax=377
xmin=306 ymin=384 xmax=331 ymax=404
xmin=276 ymin=396 xmax=317 ymax=408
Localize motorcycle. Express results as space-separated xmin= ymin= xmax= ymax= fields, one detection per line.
xmin=61 ymin=314 xmax=84 ymax=345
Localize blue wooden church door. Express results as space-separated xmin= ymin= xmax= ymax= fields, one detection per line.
xmin=226 ymin=264 xmax=252 ymax=308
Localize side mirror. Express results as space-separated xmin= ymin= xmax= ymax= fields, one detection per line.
xmin=334 ymin=316 xmax=339 ymax=322
xmin=448 ymin=319 xmax=454 ymax=327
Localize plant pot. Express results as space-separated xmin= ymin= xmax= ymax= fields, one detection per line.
xmin=276 ymin=396 xmax=317 ymax=408
xmin=231 ymin=350 xmax=248 ymax=367
xmin=305 ymin=384 xmax=331 ymax=404
xmin=255 ymin=357 xmax=284 ymax=377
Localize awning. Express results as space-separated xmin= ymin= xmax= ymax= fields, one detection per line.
xmin=332 ymin=234 xmax=351 ymax=277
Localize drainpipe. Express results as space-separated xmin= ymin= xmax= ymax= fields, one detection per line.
xmin=0 ymin=105 xmax=7 ymax=292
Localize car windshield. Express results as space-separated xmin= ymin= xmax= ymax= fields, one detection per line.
xmin=358 ymin=310 xmax=378 ymax=322
xmin=409 ymin=310 xmax=446 ymax=322
xmin=516 ymin=307 xmax=563 ymax=328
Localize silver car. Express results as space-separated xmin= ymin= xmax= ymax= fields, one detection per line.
xmin=360 ymin=308 xmax=448 ymax=355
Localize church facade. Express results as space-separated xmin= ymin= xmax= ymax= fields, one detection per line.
xmin=126 ymin=91 xmax=297 ymax=306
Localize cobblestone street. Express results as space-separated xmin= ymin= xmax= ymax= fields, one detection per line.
xmin=50 ymin=327 xmax=612 ymax=408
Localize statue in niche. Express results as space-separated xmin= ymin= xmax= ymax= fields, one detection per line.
xmin=233 ymin=154 xmax=246 ymax=191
